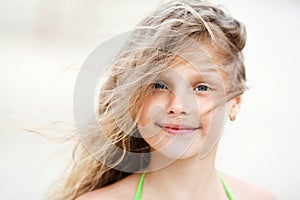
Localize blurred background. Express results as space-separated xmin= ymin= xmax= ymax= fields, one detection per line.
xmin=1 ymin=0 xmax=300 ymax=199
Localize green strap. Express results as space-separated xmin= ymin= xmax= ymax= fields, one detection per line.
xmin=134 ymin=171 xmax=146 ymax=200
xmin=218 ymin=173 xmax=235 ymax=200
xmin=134 ymin=171 xmax=234 ymax=200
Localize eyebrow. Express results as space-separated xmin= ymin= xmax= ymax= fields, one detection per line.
xmin=189 ymin=70 xmax=224 ymax=85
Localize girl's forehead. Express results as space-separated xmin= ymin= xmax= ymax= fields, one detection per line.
xmin=168 ymin=54 xmax=213 ymax=67
xmin=164 ymin=56 xmax=226 ymax=78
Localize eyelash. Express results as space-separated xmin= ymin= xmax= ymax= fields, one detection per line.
xmin=153 ymin=82 xmax=211 ymax=92
xmin=154 ymin=82 xmax=168 ymax=90
xmin=194 ymin=84 xmax=211 ymax=92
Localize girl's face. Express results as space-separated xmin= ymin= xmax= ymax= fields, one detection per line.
xmin=137 ymin=57 xmax=241 ymax=159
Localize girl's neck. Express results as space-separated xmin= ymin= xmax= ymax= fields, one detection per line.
xmin=146 ymin=144 xmax=217 ymax=174
xmin=143 ymin=146 xmax=227 ymax=199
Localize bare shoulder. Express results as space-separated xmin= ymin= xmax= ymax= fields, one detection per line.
xmin=76 ymin=173 xmax=141 ymax=200
xmin=221 ymin=172 xmax=276 ymax=200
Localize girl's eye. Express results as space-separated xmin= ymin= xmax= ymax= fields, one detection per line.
xmin=195 ymin=84 xmax=210 ymax=92
xmin=154 ymin=82 xmax=168 ymax=90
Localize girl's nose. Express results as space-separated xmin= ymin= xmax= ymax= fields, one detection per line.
xmin=166 ymin=92 xmax=192 ymax=116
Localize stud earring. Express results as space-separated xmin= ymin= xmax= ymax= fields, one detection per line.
xmin=229 ymin=113 xmax=236 ymax=121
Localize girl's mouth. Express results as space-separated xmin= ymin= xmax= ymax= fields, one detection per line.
xmin=156 ymin=123 xmax=200 ymax=135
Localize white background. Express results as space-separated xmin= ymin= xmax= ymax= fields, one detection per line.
xmin=0 ymin=0 xmax=300 ymax=199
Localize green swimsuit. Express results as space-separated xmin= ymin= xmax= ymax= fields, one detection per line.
xmin=134 ymin=171 xmax=234 ymax=200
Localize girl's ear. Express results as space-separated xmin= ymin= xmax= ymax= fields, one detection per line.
xmin=228 ymin=95 xmax=242 ymax=121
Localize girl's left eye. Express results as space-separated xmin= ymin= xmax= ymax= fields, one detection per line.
xmin=154 ymin=82 xmax=168 ymax=90
xmin=194 ymin=84 xmax=210 ymax=92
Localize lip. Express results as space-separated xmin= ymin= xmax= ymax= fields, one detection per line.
xmin=156 ymin=123 xmax=200 ymax=135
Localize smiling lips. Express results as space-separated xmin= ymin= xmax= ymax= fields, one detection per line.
xmin=156 ymin=123 xmax=199 ymax=135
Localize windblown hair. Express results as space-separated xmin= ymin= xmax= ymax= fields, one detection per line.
xmin=47 ymin=0 xmax=247 ymax=199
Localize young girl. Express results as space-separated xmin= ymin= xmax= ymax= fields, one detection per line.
xmin=49 ymin=0 xmax=275 ymax=199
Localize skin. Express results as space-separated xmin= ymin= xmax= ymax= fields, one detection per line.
xmin=76 ymin=57 xmax=276 ymax=200
xmin=138 ymin=57 xmax=232 ymax=161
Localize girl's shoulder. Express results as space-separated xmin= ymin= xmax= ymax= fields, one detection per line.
xmin=76 ymin=172 xmax=276 ymax=200
xmin=76 ymin=173 xmax=141 ymax=200
xmin=221 ymin=173 xmax=276 ymax=200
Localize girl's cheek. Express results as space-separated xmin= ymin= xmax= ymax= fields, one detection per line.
xmin=200 ymin=114 xmax=211 ymax=134
xmin=195 ymin=97 xmax=210 ymax=115
xmin=139 ymin=96 xmax=166 ymax=127
xmin=138 ymin=99 xmax=153 ymax=127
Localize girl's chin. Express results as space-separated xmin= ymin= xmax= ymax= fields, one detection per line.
xmin=151 ymin=144 xmax=202 ymax=160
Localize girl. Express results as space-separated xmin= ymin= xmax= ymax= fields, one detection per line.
xmin=49 ymin=0 xmax=275 ymax=199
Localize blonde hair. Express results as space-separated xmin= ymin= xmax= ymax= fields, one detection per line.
xmin=47 ymin=0 xmax=247 ymax=199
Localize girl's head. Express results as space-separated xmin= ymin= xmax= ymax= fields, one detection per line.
xmin=53 ymin=1 xmax=247 ymax=199
xmin=96 ymin=0 xmax=247 ymax=169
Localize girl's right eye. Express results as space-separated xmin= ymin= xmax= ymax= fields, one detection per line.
xmin=154 ymin=82 xmax=168 ymax=90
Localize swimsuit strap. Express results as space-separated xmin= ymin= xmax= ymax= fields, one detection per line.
xmin=134 ymin=171 xmax=234 ymax=200
xmin=217 ymin=172 xmax=235 ymax=200
xmin=134 ymin=171 xmax=146 ymax=200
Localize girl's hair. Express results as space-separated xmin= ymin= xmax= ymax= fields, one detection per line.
xmin=47 ymin=0 xmax=247 ymax=199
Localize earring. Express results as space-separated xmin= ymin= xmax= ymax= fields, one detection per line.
xmin=229 ymin=113 xmax=236 ymax=121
